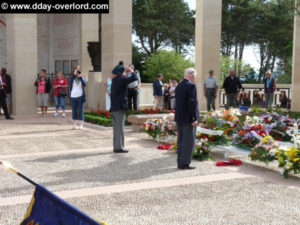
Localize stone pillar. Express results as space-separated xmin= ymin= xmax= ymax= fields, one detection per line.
xmin=100 ymin=0 xmax=132 ymax=109
xmin=79 ymin=14 xmax=99 ymax=79
xmin=87 ymin=71 xmax=102 ymax=109
xmin=292 ymin=4 xmax=300 ymax=111
xmin=6 ymin=14 xmax=38 ymax=115
xmin=195 ymin=0 xmax=222 ymax=112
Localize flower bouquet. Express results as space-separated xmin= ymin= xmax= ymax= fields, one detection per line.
xmin=161 ymin=120 xmax=177 ymax=137
xmin=276 ymin=146 xmax=300 ymax=178
xmin=193 ymin=138 xmax=213 ymax=161
xmin=249 ymin=135 xmax=278 ymax=163
xmin=233 ymin=124 xmax=266 ymax=149
xmin=269 ymin=122 xmax=292 ymax=142
xmin=143 ymin=119 xmax=163 ymax=140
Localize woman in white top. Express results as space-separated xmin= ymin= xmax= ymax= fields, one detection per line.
xmin=70 ymin=65 xmax=86 ymax=129
xmin=105 ymin=74 xmax=114 ymax=111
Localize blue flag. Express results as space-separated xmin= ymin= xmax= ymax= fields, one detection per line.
xmin=20 ymin=184 xmax=107 ymax=225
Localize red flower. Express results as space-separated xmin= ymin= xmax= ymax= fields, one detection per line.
xmin=97 ymin=110 xmax=104 ymax=115
xmin=105 ymin=112 xmax=110 ymax=118
xmin=277 ymin=137 xmax=282 ymax=141
xmin=171 ymin=110 xmax=175 ymax=113
xmin=91 ymin=110 xmax=95 ymax=113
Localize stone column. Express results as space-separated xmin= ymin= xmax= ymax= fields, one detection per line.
xmin=195 ymin=0 xmax=222 ymax=112
xmin=292 ymin=4 xmax=300 ymax=111
xmin=79 ymin=14 xmax=99 ymax=79
xmin=6 ymin=14 xmax=38 ymax=115
xmin=100 ymin=0 xmax=132 ymax=109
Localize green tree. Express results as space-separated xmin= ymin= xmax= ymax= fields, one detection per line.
xmin=143 ymin=50 xmax=194 ymax=82
xmin=132 ymin=44 xmax=148 ymax=81
xmin=133 ymin=0 xmax=195 ymax=55
xmin=221 ymin=0 xmax=294 ymax=82
xmin=220 ymin=55 xmax=256 ymax=84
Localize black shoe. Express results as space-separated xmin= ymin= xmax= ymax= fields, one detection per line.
xmin=6 ymin=117 xmax=14 ymax=120
xmin=113 ymin=149 xmax=128 ymax=153
xmin=178 ymin=164 xmax=196 ymax=170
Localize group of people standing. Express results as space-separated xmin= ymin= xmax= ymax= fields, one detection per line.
xmin=152 ymin=69 xmax=286 ymax=112
xmin=34 ymin=66 xmax=86 ymax=129
xmin=153 ymin=75 xmax=178 ymax=110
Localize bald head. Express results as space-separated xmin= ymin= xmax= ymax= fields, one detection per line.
xmin=184 ymin=68 xmax=197 ymax=83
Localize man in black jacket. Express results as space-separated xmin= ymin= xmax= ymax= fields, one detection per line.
xmin=175 ymin=68 xmax=199 ymax=169
xmin=0 ymin=70 xmax=13 ymax=120
xmin=222 ymin=70 xmax=242 ymax=109
xmin=1 ymin=68 xmax=12 ymax=113
xmin=111 ymin=61 xmax=137 ymax=153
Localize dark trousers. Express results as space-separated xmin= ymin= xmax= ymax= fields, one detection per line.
xmin=71 ymin=96 xmax=84 ymax=120
xmin=226 ymin=93 xmax=237 ymax=109
xmin=128 ymin=88 xmax=138 ymax=110
xmin=177 ymin=122 xmax=196 ymax=166
xmin=0 ymin=90 xmax=10 ymax=119
xmin=112 ymin=110 xmax=126 ymax=150
xmin=205 ymin=88 xmax=216 ymax=111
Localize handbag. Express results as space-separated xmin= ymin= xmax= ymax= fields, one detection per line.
xmin=55 ymin=78 xmax=67 ymax=96
xmin=58 ymin=89 xmax=67 ymax=97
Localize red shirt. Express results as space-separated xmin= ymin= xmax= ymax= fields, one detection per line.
xmin=54 ymin=77 xmax=68 ymax=96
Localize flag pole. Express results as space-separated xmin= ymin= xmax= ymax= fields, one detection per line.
xmin=0 ymin=160 xmax=37 ymax=186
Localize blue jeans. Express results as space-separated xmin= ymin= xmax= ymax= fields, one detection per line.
xmin=55 ymin=96 xmax=66 ymax=110
xmin=71 ymin=96 xmax=84 ymax=120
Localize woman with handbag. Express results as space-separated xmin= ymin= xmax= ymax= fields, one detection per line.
xmin=53 ymin=70 xmax=68 ymax=117
xmin=70 ymin=65 xmax=86 ymax=129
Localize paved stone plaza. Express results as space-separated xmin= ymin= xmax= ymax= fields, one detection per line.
xmin=0 ymin=114 xmax=300 ymax=225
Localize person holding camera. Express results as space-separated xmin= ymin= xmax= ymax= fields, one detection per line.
xmin=34 ymin=69 xmax=51 ymax=117
xmin=70 ymin=65 xmax=86 ymax=129
xmin=53 ymin=70 xmax=68 ymax=118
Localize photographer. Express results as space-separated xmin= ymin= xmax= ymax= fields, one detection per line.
xmin=70 ymin=65 xmax=86 ymax=129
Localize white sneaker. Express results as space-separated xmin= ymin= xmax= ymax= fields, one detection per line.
xmin=72 ymin=125 xmax=77 ymax=130
xmin=53 ymin=113 xmax=58 ymax=117
xmin=62 ymin=113 xmax=66 ymax=118
xmin=79 ymin=124 xmax=83 ymax=130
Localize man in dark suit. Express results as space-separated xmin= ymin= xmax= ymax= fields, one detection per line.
xmin=110 ymin=61 xmax=137 ymax=153
xmin=175 ymin=68 xmax=199 ymax=169
xmin=153 ymin=74 xmax=164 ymax=109
xmin=0 ymin=71 xmax=13 ymax=120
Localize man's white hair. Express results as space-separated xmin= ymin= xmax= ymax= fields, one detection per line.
xmin=184 ymin=68 xmax=197 ymax=78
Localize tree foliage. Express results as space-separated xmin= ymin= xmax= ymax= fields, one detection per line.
xmin=143 ymin=50 xmax=194 ymax=82
xmin=133 ymin=0 xmax=195 ymax=55
xmin=222 ymin=0 xmax=294 ymax=83
xmin=220 ymin=55 xmax=256 ymax=84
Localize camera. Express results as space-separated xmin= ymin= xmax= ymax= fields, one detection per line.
xmin=77 ymin=70 xmax=81 ymax=75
